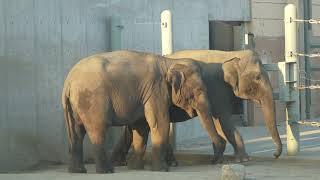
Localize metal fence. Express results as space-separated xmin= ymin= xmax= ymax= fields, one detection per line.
xmin=276 ymin=3 xmax=320 ymax=155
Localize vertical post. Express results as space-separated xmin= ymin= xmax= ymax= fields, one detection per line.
xmin=244 ymin=33 xmax=255 ymax=126
xmin=111 ymin=17 xmax=123 ymax=51
xmin=303 ymin=0 xmax=311 ymax=119
xmin=161 ymin=10 xmax=175 ymax=150
xmin=284 ymin=4 xmax=300 ymax=155
xmin=161 ymin=10 xmax=173 ymax=55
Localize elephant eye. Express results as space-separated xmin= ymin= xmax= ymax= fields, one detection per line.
xmin=255 ymin=74 xmax=261 ymax=81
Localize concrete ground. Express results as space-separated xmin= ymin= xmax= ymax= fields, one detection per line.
xmin=1 ymin=123 xmax=320 ymax=180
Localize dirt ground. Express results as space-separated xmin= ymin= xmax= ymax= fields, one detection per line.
xmin=1 ymin=157 xmax=320 ymax=180
xmin=1 ymin=125 xmax=320 ymax=179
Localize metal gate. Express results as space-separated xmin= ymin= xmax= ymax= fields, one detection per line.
xmin=274 ymin=2 xmax=320 ymax=155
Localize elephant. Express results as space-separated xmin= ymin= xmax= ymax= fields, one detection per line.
xmin=111 ymin=49 xmax=282 ymax=166
xmin=61 ymin=50 xmax=226 ymax=173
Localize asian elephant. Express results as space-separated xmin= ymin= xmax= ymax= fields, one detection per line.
xmin=61 ymin=50 xmax=226 ymax=173
xmin=111 ymin=49 xmax=282 ymax=166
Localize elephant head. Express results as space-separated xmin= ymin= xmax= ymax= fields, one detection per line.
xmin=166 ymin=62 xmax=210 ymax=118
xmin=222 ymin=54 xmax=282 ymax=158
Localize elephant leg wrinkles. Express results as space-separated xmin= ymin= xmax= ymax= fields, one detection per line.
xmin=144 ymin=95 xmax=170 ymax=172
xmin=68 ymin=123 xmax=87 ymax=173
xmin=111 ymin=126 xmax=133 ymax=166
xmin=217 ymin=115 xmax=250 ymax=163
xmin=127 ymin=124 xmax=149 ymax=170
xmin=81 ymin=97 xmax=114 ymax=173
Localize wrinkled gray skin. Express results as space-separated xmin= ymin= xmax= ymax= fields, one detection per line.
xmin=61 ymin=50 xmax=225 ymax=173
xmin=111 ymin=50 xmax=282 ymax=166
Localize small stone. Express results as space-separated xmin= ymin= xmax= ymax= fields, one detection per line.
xmin=221 ymin=164 xmax=246 ymax=180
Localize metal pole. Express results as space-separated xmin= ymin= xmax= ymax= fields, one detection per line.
xmin=161 ymin=10 xmax=173 ymax=56
xmin=303 ymin=0 xmax=311 ymax=119
xmin=244 ymin=33 xmax=255 ymax=126
xmin=161 ymin=10 xmax=176 ymax=150
xmin=284 ymin=4 xmax=300 ymax=155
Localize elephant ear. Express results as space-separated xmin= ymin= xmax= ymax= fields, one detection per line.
xmin=222 ymin=57 xmax=241 ymax=94
xmin=167 ymin=64 xmax=200 ymax=109
xmin=167 ymin=64 xmax=198 ymax=117
xmin=167 ymin=64 xmax=186 ymax=96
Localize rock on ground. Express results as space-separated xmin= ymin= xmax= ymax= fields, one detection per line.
xmin=221 ymin=164 xmax=245 ymax=180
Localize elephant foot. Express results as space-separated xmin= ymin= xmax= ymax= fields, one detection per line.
xmin=127 ymin=156 xmax=144 ymax=170
xmin=112 ymin=155 xmax=127 ymax=166
xmin=111 ymin=150 xmax=128 ymax=166
xmin=96 ymin=168 xmax=114 ymax=174
xmin=96 ymin=162 xmax=114 ymax=173
xmin=113 ymin=159 xmax=127 ymax=166
xmin=211 ymin=139 xmax=226 ymax=164
xmin=234 ymin=152 xmax=251 ymax=163
xmin=166 ymin=151 xmax=178 ymax=167
xmin=167 ymin=159 xmax=178 ymax=167
xmin=68 ymin=166 xmax=87 ymax=173
xmin=211 ymin=154 xmax=224 ymax=164
xmin=151 ymin=162 xmax=169 ymax=172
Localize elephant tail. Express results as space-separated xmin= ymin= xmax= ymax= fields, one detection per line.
xmin=62 ymin=85 xmax=75 ymax=151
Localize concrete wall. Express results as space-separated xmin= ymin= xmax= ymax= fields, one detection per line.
xmin=0 ymin=0 xmax=112 ymax=172
xmin=309 ymin=0 xmax=320 ymax=119
xmin=0 ymin=0 xmax=251 ymax=172
xmin=246 ymin=0 xmax=320 ymax=125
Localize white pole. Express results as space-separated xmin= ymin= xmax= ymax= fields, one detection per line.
xmin=284 ymin=4 xmax=300 ymax=155
xmin=161 ymin=10 xmax=173 ymax=56
xmin=161 ymin=10 xmax=176 ymax=151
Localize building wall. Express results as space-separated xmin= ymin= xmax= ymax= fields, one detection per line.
xmin=0 ymin=0 xmax=250 ymax=172
xmin=309 ymin=0 xmax=320 ymax=119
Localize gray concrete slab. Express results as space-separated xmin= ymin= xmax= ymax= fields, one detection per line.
xmin=1 ymin=124 xmax=320 ymax=179
xmin=1 ymin=157 xmax=320 ymax=180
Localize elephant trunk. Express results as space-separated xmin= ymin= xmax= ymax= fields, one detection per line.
xmin=260 ymin=82 xmax=282 ymax=158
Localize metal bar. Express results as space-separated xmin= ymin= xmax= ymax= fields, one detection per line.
xmin=310 ymin=67 xmax=320 ymax=71
xmin=297 ymin=120 xmax=320 ymax=128
xmin=304 ymin=0 xmax=311 ymax=119
xmin=273 ymin=92 xmax=280 ymax=100
xmin=263 ymin=63 xmax=279 ymax=71
xmin=294 ymin=52 xmax=320 ymax=58
xmin=310 ymin=44 xmax=320 ymax=48
xmin=305 ymin=37 xmax=320 ymax=49
xmin=284 ymin=4 xmax=300 ymax=155
xmin=244 ymin=33 xmax=255 ymax=126
xmin=293 ymin=19 xmax=320 ymax=24
xmin=161 ymin=10 xmax=176 ymax=150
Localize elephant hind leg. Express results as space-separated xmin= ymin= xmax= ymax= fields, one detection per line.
xmin=127 ymin=123 xmax=149 ymax=170
xmin=81 ymin=100 xmax=114 ymax=173
xmin=85 ymin=118 xmax=114 ymax=173
xmin=111 ymin=126 xmax=133 ymax=166
xmin=68 ymin=120 xmax=87 ymax=173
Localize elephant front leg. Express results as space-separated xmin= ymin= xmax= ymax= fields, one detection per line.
xmin=127 ymin=124 xmax=149 ymax=170
xmin=166 ymin=143 xmax=178 ymax=167
xmin=144 ymin=99 xmax=170 ymax=172
xmin=233 ymin=130 xmax=250 ymax=163
xmin=219 ymin=115 xmax=250 ymax=162
xmin=197 ymin=110 xmax=226 ymax=164
xmin=219 ymin=117 xmax=250 ymax=163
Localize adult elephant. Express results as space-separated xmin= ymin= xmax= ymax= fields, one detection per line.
xmin=111 ymin=49 xmax=282 ymax=165
xmin=61 ymin=50 xmax=225 ymax=173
